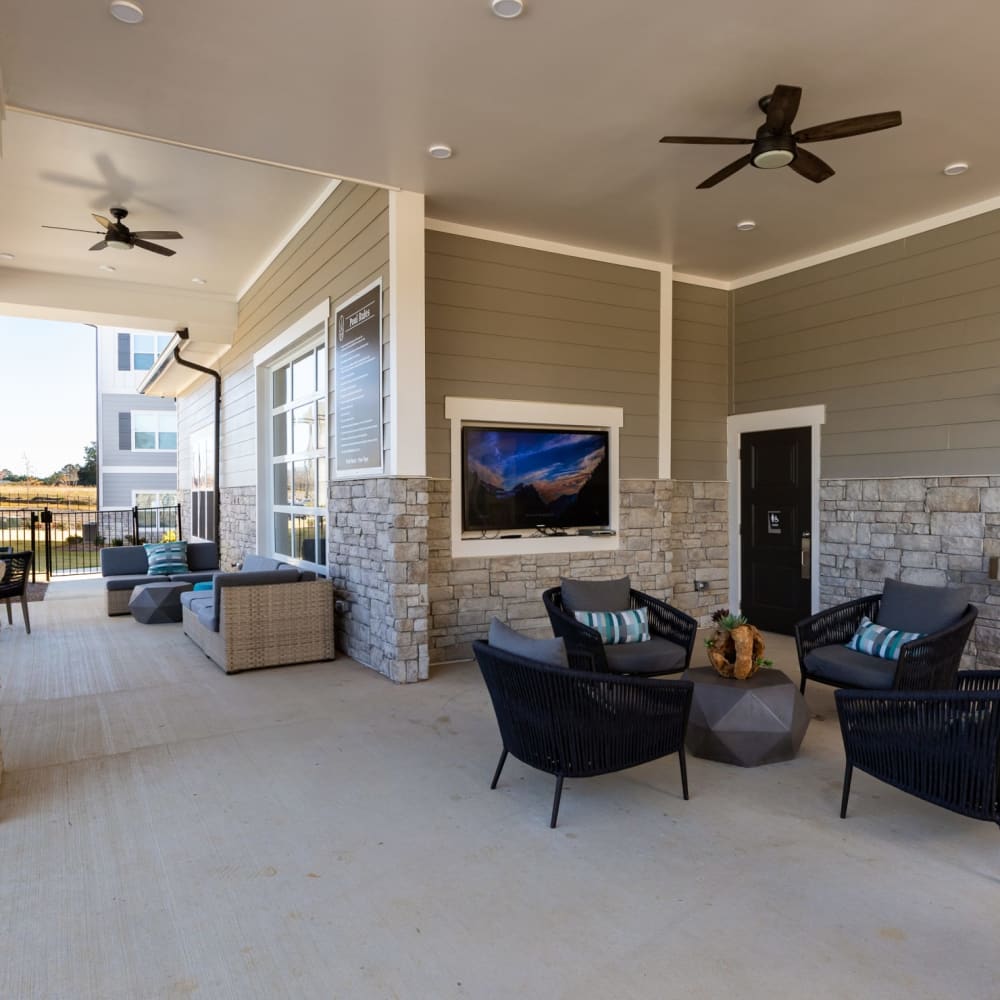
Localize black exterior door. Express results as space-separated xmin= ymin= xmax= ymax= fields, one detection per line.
xmin=740 ymin=427 xmax=811 ymax=634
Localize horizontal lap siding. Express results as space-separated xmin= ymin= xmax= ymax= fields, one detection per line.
xmin=424 ymin=231 xmax=660 ymax=479
xmin=671 ymin=282 xmax=730 ymax=481
xmin=211 ymin=183 xmax=390 ymax=488
xmin=734 ymin=209 xmax=1000 ymax=479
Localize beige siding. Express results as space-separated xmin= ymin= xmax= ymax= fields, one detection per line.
xmin=179 ymin=183 xmax=390 ymax=489
xmin=671 ymin=282 xmax=729 ymax=480
xmin=424 ymin=231 xmax=660 ymax=479
xmin=734 ymin=209 xmax=1000 ymax=478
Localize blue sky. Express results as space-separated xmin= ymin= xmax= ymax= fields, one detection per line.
xmin=0 ymin=316 xmax=96 ymax=476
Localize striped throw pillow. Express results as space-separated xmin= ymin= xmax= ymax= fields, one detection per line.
xmin=846 ymin=615 xmax=924 ymax=660
xmin=574 ymin=607 xmax=650 ymax=645
xmin=144 ymin=540 xmax=189 ymax=576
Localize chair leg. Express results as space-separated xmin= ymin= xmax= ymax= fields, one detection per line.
xmin=678 ymin=746 xmax=690 ymax=801
xmin=799 ymin=676 xmax=807 ymax=695
xmin=4 ymin=599 xmax=11 ymax=625
xmin=489 ymin=748 xmax=508 ymax=790
xmin=840 ymin=763 xmax=853 ymax=819
xmin=21 ymin=594 xmax=30 ymax=635
xmin=550 ymin=775 xmax=564 ymax=829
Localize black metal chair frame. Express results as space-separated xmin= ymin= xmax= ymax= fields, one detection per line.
xmin=794 ymin=593 xmax=978 ymax=694
xmin=473 ymin=640 xmax=693 ymax=827
xmin=542 ymin=586 xmax=698 ymax=676
xmin=836 ymin=671 xmax=1000 ymax=829
xmin=0 ymin=550 xmax=33 ymax=635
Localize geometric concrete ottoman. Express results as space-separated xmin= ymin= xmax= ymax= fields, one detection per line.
xmin=681 ymin=666 xmax=810 ymax=767
xmin=128 ymin=581 xmax=193 ymax=625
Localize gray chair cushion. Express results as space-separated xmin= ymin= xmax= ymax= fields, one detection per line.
xmin=877 ymin=577 xmax=970 ymax=635
xmin=560 ymin=576 xmax=631 ymax=613
xmin=488 ymin=618 xmax=568 ymax=669
xmin=217 ymin=569 xmax=301 ymax=590
xmin=190 ymin=597 xmax=217 ymax=631
xmin=804 ymin=644 xmax=896 ymax=690
xmin=179 ymin=590 xmax=202 ymax=610
xmin=187 ymin=542 xmax=219 ymax=572
xmin=242 ymin=554 xmax=284 ymax=572
xmin=104 ymin=573 xmax=156 ymax=592
xmin=100 ymin=546 xmax=148 ymax=576
xmin=603 ymin=636 xmax=686 ymax=676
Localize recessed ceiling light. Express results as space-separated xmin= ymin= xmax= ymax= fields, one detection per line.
xmin=943 ymin=162 xmax=969 ymax=176
xmin=109 ymin=0 xmax=144 ymax=23
xmin=736 ymin=220 xmax=757 ymax=232
xmin=0 ymin=252 xmax=15 ymax=262
xmin=491 ymin=0 xmax=524 ymax=17
xmin=191 ymin=277 xmax=207 ymax=285
xmin=428 ymin=144 xmax=453 ymax=160
xmin=99 ymin=264 xmax=117 ymax=272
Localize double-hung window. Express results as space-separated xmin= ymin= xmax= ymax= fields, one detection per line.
xmin=270 ymin=342 xmax=327 ymax=569
xmin=133 ymin=411 xmax=177 ymax=451
xmin=130 ymin=333 xmax=172 ymax=371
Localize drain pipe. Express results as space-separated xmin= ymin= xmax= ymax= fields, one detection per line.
xmin=171 ymin=328 xmax=222 ymax=544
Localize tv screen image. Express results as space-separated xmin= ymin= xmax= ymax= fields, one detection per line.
xmin=462 ymin=426 xmax=610 ymax=532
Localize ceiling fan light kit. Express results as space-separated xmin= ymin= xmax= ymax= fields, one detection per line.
xmin=660 ymin=84 xmax=902 ymax=188
xmin=109 ymin=0 xmax=144 ymax=25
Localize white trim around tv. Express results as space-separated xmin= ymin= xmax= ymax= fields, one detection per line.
xmin=444 ymin=397 xmax=624 ymax=559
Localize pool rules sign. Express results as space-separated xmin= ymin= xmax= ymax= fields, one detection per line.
xmin=334 ymin=279 xmax=384 ymax=475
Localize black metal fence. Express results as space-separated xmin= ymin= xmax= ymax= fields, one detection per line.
xmin=0 ymin=505 xmax=181 ymax=581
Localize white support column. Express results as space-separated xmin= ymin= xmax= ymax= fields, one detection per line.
xmin=658 ymin=264 xmax=674 ymax=480
xmin=388 ymin=190 xmax=427 ymax=476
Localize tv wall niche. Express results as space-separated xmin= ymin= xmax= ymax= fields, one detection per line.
xmin=444 ymin=397 xmax=623 ymax=558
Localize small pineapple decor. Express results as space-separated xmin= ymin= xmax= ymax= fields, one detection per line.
xmin=705 ymin=609 xmax=771 ymax=680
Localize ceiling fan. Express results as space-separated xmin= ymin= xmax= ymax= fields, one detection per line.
xmin=659 ymin=85 xmax=902 ymax=189
xmin=42 ymin=207 xmax=183 ymax=256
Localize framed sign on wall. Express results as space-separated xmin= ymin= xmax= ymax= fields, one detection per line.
xmin=334 ymin=278 xmax=383 ymax=476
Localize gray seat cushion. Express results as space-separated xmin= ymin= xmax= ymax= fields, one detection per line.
xmin=877 ymin=577 xmax=970 ymax=635
xmin=179 ymin=590 xmax=202 ymax=610
xmin=561 ymin=576 xmax=631 ymax=613
xmin=168 ymin=570 xmax=217 ymax=585
xmin=804 ymin=644 xmax=896 ymax=690
xmin=184 ymin=595 xmax=217 ymax=631
xmin=488 ymin=618 xmax=568 ymax=668
xmin=242 ymin=554 xmax=285 ymax=572
xmin=603 ymin=636 xmax=686 ymax=676
xmin=104 ymin=573 xmax=156 ymax=592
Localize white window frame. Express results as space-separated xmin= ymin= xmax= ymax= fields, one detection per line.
xmin=254 ymin=300 xmax=331 ymax=575
xmin=132 ymin=410 xmax=177 ymax=451
xmin=132 ymin=490 xmax=180 ymax=540
xmin=131 ymin=333 xmax=173 ymax=372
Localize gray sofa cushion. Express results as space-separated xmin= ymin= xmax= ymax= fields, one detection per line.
xmin=242 ymin=554 xmax=285 ymax=572
xmin=603 ymin=636 xmax=686 ymax=676
xmin=561 ymin=576 xmax=631 ymax=613
xmin=101 ymin=546 xmax=148 ymax=576
xmin=169 ymin=570 xmax=217 ymax=585
xmin=179 ymin=590 xmax=202 ymax=610
xmin=187 ymin=542 xmax=219 ymax=572
xmin=877 ymin=577 xmax=970 ymax=635
xmin=804 ymin=644 xmax=896 ymax=690
xmin=105 ymin=573 xmax=158 ymax=592
xmin=187 ymin=596 xmax=217 ymax=631
xmin=488 ymin=617 xmax=568 ymax=668
xmin=216 ymin=568 xmax=301 ymax=590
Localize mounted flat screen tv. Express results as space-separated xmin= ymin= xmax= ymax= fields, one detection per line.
xmin=462 ymin=426 xmax=610 ymax=533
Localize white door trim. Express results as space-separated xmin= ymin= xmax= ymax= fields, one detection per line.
xmin=727 ymin=405 xmax=825 ymax=615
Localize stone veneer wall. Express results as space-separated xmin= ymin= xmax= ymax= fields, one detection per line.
xmin=218 ymin=486 xmax=257 ymax=571
xmin=820 ymin=476 xmax=1000 ymax=668
xmin=329 ymin=478 xmax=429 ymax=683
xmin=427 ymin=479 xmax=729 ymax=663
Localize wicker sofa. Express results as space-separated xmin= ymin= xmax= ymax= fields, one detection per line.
xmin=180 ymin=555 xmax=335 ymax=673
xmin=101 ymin=541 xmax=219 ymax=616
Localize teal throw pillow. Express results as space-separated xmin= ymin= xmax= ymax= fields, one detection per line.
xmin=846 ymin=615 xmax=924 ymax=661
xmin=144 ymin=540 xmax=189 ymax=576
xmin=574 ymin=607 xmax=650 ymax=645
xmin=192 ymin=580 xmax=213 ymax=591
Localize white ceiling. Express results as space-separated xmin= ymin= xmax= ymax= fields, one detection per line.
xmin=3 ymin=0 xmax=1000 ymax=281
xmin=0 ymin=112 xmax=330 ymax=296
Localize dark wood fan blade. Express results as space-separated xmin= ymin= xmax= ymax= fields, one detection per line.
xmin=89 ymin=241 xmax=108 ymax=251
xmin=660 ymin=136 xmax=753 ymax=144
xmin=696 ymin=153 xmax=753 ymax=189
xmin=133 ymin=238 xmax=176 ymax=257
xmin=42 ymin=225 xmax=106 ymax=234
xmin=92 ymin=214 xmax=112 ymax=229
xmin=790 ymin=147 xmax=835 ymax=183
xmin=765 ymin=84 xmax=802 ymax=132
xmin=131 ymin=231 xmax=183 ymax=240
xmin=795 ymin=111 xmax=902 ymax=143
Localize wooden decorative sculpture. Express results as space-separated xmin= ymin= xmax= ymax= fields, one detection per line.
xmin=706 ymin=611 xmax=769 ymax=680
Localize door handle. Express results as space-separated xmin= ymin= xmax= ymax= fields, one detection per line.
xmin=801 ymin=532 xmax=811 ymax=580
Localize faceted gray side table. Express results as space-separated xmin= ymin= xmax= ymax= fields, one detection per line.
xmin=681 ymin=666 xmax=810 ymax=767
xmin=128 ymin=581 xmax=193 ymax=625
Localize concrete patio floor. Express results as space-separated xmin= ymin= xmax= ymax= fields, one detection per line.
xmin=0 ymin=579 xmax=997 ymax=999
